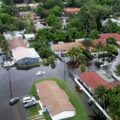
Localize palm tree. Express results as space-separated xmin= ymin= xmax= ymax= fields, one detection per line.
xmin=90 ymin=110 xmax=106 ymax=120
xmin=67 ymin=47 xmax=87 ymax=65
xmin=95 ymin=85 xmax=108 ymax=109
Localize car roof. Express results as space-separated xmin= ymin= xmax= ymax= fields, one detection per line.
xmin=23 ymin=96 xmax=32 ymax=100
xmin=10 ymin=97 xmax=19 ymax=101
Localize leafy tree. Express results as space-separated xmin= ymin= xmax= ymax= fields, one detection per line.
xmin=106 ymin=44 xmax=118 ymax=55
xmin=89 ymin=29 xmax=99 ymax=39
xmin=16 ymin=20 xmax=26 ymax=30
xmin=35 ymin=5 xmax=47 ymax=18
xmin=2 ymin=0 xmax=13 ymax=5
xmin=46 ymin=14 xmax=61 ymax=29
xmin=30 ymin=29 xmax=55 ymax=62
xmin=0 ymin=4 xmax=18 ymax=16
xmin=42 ymin=0 xmax=62 ymax=9
xmin=53 ymin=30 xmax=67 ymax=42
xmin=79 ymin=0 xmax=110 ymax=33
xmin=106 ymin=37 xmax=117 ymax=45
xmin=0 ymin=13 xmax=16 ymax=32
xmin=0 ymin=34 xmax=9 ymax=53
xmin=103 ymin=21 xmax=120 ymax=33
xmin=67 ymin=47 xmax=87 ymax=65
xmin=80 ymin=64 xmax=87 ymax=73
xmin=49 ymin=5 xmax=62 ymax=16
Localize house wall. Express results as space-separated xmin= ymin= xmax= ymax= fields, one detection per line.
xmin=51 ymin=111 xmax=76 ymax=120
xmin=16 ymin=57 xmax=39 ymax=65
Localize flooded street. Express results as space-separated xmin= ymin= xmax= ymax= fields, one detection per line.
xmin=64 ymin=64 xmax=92 ymax=120
xmin=0 ymin=59 xmax=96 ymax=120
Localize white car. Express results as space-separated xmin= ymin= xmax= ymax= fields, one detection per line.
xmin=36 ymin=71 xmax=45 ymax=76
xmin=3 ymin=61 xmax=14 ymax=67
xmin=24 ymin=101 xmax=37 ymax=108
xmin=22 ymin=96 xmax=36 ymax=104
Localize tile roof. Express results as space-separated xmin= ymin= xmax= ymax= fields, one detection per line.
xmin=36 ymin=81 xmax=75 ymax=116
xmin=7 ymin=38 xmax=26 ymax=49
xmin=80 ymin=72 xmax=108 ymax=89
xmin=80 ymin=72 xmax=120 ymax=90
xmin=93 ymin=33 xmax=120 ymax=45
xmin=99 ymin=33 xmax=120 ymax=41
xmin=51 ymin=41 xmax=82 ymax=51
xmin=64 ymin=8 xmax=80 ymax=13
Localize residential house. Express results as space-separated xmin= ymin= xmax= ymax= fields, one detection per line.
xmin=24 ymin=33 xmax=35 ymax=41
xmin=7 ymin=38 xmax=27 ymax=49
xmin=19 ymin=11 xmax=36 ymax=20
xmin=16 ymin=3 xmax=28 ymax=8
xmin=51 ymin=41 xmax=82 ymax=55
xmin=34 ymin=21 xmax=51 ymax=31
xmin=36 ymin=81 xmax=76 ymax=120
xmin=3 ymin=31 xmax=24 ymax=40
xmin=93 ymin=33 xmax=120 ymax=45
xmin=79 ymin=71 xmax=120 ymax=92
xmin=11 ymin=47 xmax=40 ymax=65
xmin=64 ymin=8 xmax=80 ymax=13
xmin=7 ymin=38 xmax=40 ymax=65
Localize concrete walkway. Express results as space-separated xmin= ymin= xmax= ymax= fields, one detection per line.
xmin=27 ymin=114 xmax=45 ymax=120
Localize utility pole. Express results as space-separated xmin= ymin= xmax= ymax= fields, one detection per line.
xmin=6 ymin=66 xmax=13 ymax=98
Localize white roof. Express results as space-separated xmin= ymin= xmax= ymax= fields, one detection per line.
xmin=34 ymin=22 xmax=51 ymax=30
xmin=3 ymin=30 xmax=24 ymax=40
xmin=101 ymin=18 xmax=120 ymax=26
xmin=24 ymin=33 xmax=35 ymax=40
xmin=11 ymin=47 xmax=40 ymax=61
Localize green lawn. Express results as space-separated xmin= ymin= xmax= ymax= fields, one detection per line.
xmin=29 ymin=77 xmax=87 ymax=120
xmin=27 ymin=104 xmax=40 ymax=117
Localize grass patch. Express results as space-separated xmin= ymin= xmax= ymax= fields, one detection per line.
xmin=27 ymin=104 xmax=41 ymax=117
xmin=29 ymin=77 xmax=87 ymax=120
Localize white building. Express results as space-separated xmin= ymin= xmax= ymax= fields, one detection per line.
xmin=12 ymin=47 xmax=40 ymax=65
xmin=34 ymin=21 xmax=51 ymax=30
xmin=24 ymin=33 xmax=35 ymax=41
xmin=36 ymin=81 xmax=76 ymax=120
xmin=3 ymin=30 xmax=24 ymax=40
xmin=101 ymin=18 xmax=120 ymax=26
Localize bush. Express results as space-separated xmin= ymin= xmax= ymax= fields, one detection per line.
xmin=80 ymin=64 xmax=87 ymax=73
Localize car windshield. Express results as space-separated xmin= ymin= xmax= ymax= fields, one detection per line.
xmin=23 ymin=97 xmax=32 ymax=101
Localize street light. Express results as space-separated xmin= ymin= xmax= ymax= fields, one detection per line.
xmin=6 ymin=66 xmax=13 ymax=98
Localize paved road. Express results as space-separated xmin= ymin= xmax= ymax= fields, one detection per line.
xmin=0 ymin=59 xmax=91 ymax=120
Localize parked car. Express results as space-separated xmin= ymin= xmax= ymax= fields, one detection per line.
xmin=3 ymin=61 xmax=14 ymax=67
xmin=36 ymin=71 xmax=45 ymax=76
xmin=23 ymin=101 xmax=37 ymax=108
xmin=9 ymin=97 xmax=19 ymax=105
xmin=22 ymin=96 xmax=36 ymax=104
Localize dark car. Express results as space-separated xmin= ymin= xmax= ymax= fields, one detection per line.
xmin=9 ymin=97 xmax=19 ymax=105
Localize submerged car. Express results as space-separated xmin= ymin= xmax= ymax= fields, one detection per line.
xmin=22 ymin=96 xmax=36 ymax=104
xmin=36 ymin=71 xmax=45 ymax=76
xmin=9 ymin=97 xmax=19 ymax=105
